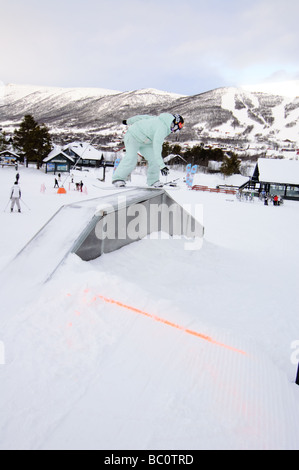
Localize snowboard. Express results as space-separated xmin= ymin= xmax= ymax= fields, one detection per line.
xmin=93 ymin=184 xmax=165 ymax=191
xmin=93 ymin=179 xmax=180 ymax=192
xmin=113 ymin=157 xmax=121 ymax=174
xmin=186 ymin=164 xmax=198 ymax=188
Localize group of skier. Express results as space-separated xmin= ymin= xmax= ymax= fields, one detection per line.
xmin=237 ymin=189 xmax=284 ymax=206
xmin=260 ymin=190 xmax=283 ymax=206
xmin=264 ymin=194 xmax=283 ymax=206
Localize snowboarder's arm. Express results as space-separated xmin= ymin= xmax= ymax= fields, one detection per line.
xmin=152 ymin=127 xmax=169 ymax=168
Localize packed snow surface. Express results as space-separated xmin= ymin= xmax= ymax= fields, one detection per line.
xmin=0 ymin=165 xmax=299 ymax=450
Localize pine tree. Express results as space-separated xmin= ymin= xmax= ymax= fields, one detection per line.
xmin=13 ymin=115 xmax=52 ymax=168
xmin=220 ymin=153 xmax=241 ymax=177
xmin=162 ymin=142 xmax=171 ymax=158
xmin=0 ymin=129 xmax=8 ymax=152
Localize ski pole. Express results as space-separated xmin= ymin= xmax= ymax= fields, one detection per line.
xmin=3 ymin=199 xmax=11 ymax=212
xmin=20 ymin=199 xmax=31 ymax=211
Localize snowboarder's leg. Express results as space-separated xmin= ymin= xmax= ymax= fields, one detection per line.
xmin=141 ymin=145 xmax=161 ymax=186
xmin=16 ymin=199 xmax=21 ymax=212
xmin=112 ymin=133 xmax=139 ymax=183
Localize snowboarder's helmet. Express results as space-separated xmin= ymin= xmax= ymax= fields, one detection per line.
xmin=171 ymin=114 xmax=184 ymax=133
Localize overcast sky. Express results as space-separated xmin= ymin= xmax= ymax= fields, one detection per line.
xmin=1 ymin=0 xmax=299 ymax=95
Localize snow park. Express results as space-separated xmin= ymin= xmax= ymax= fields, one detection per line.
xmin=2 ymin=0 xmax=299 ymax=453
xmin=0 ymin=156 xmax=299 ymax=451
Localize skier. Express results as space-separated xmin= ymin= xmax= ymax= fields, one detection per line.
xmin=112 ymin=113 xmax=184 ymax=188
xmin=10 ymin=181 xmax=22 ymax=213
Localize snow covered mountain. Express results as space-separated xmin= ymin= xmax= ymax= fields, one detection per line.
xmin=1 ymin=82 xmax=299 ymax=148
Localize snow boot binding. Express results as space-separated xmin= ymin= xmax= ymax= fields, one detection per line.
xmin=113 ymin=180 xmax=126 ymax=188
xmin=151 ymin=181 xmax=164 ymax=188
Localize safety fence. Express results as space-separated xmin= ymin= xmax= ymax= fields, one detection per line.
xmin=192 ymin=185 xmax=237 ymax=195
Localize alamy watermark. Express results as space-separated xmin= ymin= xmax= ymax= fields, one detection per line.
xmin=0 ymin=340 xmax=5 ymax=365
xmin=95 ymin=196 xmax=204 ymax=251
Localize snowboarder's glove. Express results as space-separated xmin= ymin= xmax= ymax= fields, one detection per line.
xmin=161 ymin=167 xmax=169 ymax=176
xmin=122 ymin=120 xmax=127 ymax=125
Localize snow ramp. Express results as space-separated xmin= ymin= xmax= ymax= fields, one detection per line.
xmin=0 ymin=188 xmax=203 ymax=318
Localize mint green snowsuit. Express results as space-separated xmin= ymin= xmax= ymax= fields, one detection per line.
xmin=112 ymin=113 xmax=174 ymax=186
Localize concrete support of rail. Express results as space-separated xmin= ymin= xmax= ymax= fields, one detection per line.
xmin=72 ymin=189 xmax=204 ymax=261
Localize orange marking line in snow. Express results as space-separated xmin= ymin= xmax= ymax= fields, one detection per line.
xmin=95 ymin=294 xmax=247 ymax=356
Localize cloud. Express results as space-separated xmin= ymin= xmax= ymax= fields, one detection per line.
xmin=1 ymin=0 xmax=299 ymax=94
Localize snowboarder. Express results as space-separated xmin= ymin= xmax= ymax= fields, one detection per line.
xmin=10 ymin=181 xmax=22 ymax=213
xmin=112 ymin=113 xmax=184 ymax=188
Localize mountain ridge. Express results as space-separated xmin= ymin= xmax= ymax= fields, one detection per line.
xmin=1 ymin=82 xmax=299 ymax=151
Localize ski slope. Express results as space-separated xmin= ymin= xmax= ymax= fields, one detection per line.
xmin=0 ymin=166 xmax=299 ymax=450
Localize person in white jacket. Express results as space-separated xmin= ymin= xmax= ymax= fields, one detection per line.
xmin=10 ymin=182 xmax=22 ymax=213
